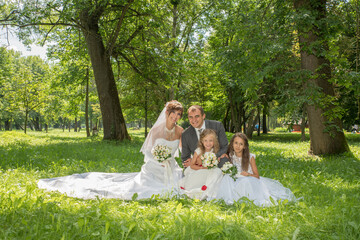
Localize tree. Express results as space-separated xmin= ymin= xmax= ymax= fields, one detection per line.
xmin=329 ymin=0 xmax=360 ymax=130
xmin=0 ymin=47 xmax=16 ymax=130
xmin=208 ymin=0 xmax=294 ymax=136
xmin=2 ymin=0 xmax=134 ymax=140
xmin=2 ymin=55 xmax=49 ymax=133
xmin=294 ymin=0 xmax=349 ymax=154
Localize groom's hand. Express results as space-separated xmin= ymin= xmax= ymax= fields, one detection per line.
xmin=218 ymin=153 xmax=229 ymax=160
xmin=183 ymin=158 xmax=191 ymax=168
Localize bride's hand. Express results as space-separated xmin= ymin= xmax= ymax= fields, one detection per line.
xmin=240 ymin=171 xmax=249 ymax=176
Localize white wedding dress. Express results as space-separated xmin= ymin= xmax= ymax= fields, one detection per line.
xmin=214 ymin=153 xmax=296 ymax=206
xmin=178 ymin=148 xmax=223 ymax=200
xmin=38 ymin=138 xmax=183 ymax=200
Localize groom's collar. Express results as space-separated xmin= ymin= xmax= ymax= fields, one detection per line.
xmin=195 ymin=120 xmax=206 ymax=131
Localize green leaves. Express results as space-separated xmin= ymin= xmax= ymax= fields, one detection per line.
xmin=0 ymin=51 xmax=50 ymax=133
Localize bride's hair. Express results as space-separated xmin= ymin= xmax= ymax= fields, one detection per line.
xmin=228 ymin=133 xmax=250 ymax=172
xmin=166 ymin=100 xmax=184 ymax=117
xmin=197 ymin=129 xmax=220 ymax=155
xmin=140 ymin=100 xmax=183 ymax=155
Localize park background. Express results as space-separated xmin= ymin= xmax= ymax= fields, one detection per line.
xmin=1 ymin=0 xmax=360 ymax=239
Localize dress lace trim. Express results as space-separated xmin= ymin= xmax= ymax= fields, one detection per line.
xmin=164 ymin=126 xmax=176 ymax=140
xmin=231 ymin=154 xmax=254 ymax=174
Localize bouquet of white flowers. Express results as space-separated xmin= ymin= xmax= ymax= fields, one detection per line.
xmin=200 ymin=152 xmax=219 ymax=169
xmin=221 ymin=161 xmax=238 ymax=180
xmin=151 ymin=144 xmax=172 ymax=163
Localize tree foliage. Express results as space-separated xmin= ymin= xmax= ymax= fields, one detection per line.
xmin=1 ymin=0 xmax=359 ymax=155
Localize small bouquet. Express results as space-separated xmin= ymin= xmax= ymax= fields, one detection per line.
xmin=151 ymin=144 xmax=172 ymax=163
xmin=221 ymin=162 xmax=238 ymax=180
xmin=200 ymin=152 xmax=219 ymax=169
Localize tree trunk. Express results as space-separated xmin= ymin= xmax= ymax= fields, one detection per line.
xmin=243 ymin=107 xmax=246 ymax=133
xmin=62 ymin=118 xmax=65 ymax=132
xmin=80 ymin=9 xmax=130 ymax=141
xmin=358 ymin=97 xmax=360 ymax=123
xmin=168 ymin=0 xmax=179 ymax=100
xmin=85 ymin=68 xmax=91 ymax=137
xmin=45 ymin=123 xmax=48 ymax=133
xmin=301 ymin=119 xmax=307 ymax=142
xmin=294 ymin=0 xmax=349 ymax=154
xmin=262 ymin=104 xmax=268 ymax=134
xmin=229 ymin=96 xmax=236 ymax=132
xmin=301 ymin=104 xmax=307 ymax=141
xmin=228 ymin=90 xmax=243 ymax=133
xmin=245 ymin=109 xmax=257 ymax=138
xmin=5 ymin=120 xmax=11 ymax=131
xmin=24 ymin=109 xmax=28 ymax=134
xmin=257 ymin=109 xmax=261 ymax=136
xmin=223 ymin=105 xmax=230 ymax=132
xmin=36 ymin=116 xmax=40 ymax=131
xmin=357 ymin=0 xmax=360 ymax=122
xmin=145 ymin=88 xmax=148 ymax=138
xmin=31 ymin=116 xmax=41 ymax=131
xmin=74 ymin=117 xmax=78 ymax=132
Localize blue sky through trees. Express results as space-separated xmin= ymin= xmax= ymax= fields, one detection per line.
xmin=0 ymin=27 xmax=47 ymax=59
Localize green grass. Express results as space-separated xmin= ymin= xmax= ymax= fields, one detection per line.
xmin=0 ymin=129 xmax=359 ymax=239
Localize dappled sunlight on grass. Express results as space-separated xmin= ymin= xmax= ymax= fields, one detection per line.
xmin=0 ymin=130 xmax=360 ymax=239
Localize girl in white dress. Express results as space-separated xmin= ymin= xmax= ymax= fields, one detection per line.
xmin=179 ymin=129 xmax=223 ymax=200
xmin=215 ymin=132 xmax=296 ymax=206
xmin=38 ymin=100 xmax=184 ymax=200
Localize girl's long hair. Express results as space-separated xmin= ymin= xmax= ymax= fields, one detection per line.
xmin=197 ymin=129 xmax=220 ymax=156
xmin=227 ymin=132 xmax=250 ymax=172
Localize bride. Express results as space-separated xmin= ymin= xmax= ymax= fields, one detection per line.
xmin=38 ymin=100 xmax=184 ymax=200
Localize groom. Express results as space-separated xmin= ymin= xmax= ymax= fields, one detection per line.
xmin=181 ymin=105 xmax=229 ymax=168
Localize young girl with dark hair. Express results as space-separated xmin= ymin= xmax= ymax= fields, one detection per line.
xmin=215 ymin=133 xmax=296 ymax=207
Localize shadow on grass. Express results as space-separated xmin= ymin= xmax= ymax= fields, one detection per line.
xmin=2 ymin=131 xmax=359 ymax=181
xmin=0 ymin=193 xmax=254 ymax=240
xmin=0 ymin=139 xmax=145 ymax=175
xmin=253 ymin=144 xmax=360 ymax=181
xmin=250 ymin=131 xmax=360 ymax=144
xmin=2 ymin=131 xmax=360 ymax=201
xmin=2 ymin=131 xmax=360 ymax=239
xmin=251 ymin=132 xmax=311 ymax=142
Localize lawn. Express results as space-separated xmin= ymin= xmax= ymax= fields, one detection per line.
xmin=0 ymin=129 xmax=359 ymax=239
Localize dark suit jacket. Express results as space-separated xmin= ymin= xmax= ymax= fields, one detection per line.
xmin=181 ymin=120 xmax=229 ymax=167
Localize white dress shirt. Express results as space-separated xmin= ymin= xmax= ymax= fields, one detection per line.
xmin=195 ymin=121 xmax=206 ymax=140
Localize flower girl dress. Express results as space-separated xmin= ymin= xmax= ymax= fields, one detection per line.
xmin=178 ymin=148 xmax=223 ymax=200
xmin=215 ymin=153 xmax=296 ymax=206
